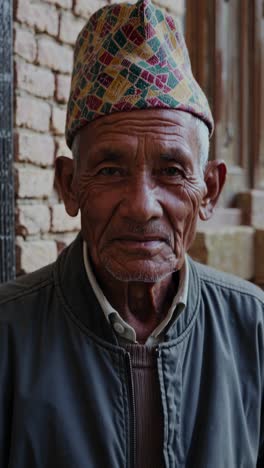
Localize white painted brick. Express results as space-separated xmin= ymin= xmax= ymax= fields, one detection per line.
xmin=15 ymin=60 xmax=55 ymax=98
xmin=38 ymin=37 xmax=73 ymax=73
xmin=44 ymin=0 xmax=72 ymax=8
xmin=16 ymin=0 xmax=59 ymax=37
xmin=59 ymin=11 xmax=86 ymax=45
xmin=51 ymin=203 xmax=81 ymax=232
xmin=16 ymin=205 xmax=51 ymax=235
xmin=16 ymin=96 xmax=51 ymax=132
xmin=55 ymin=73 xmax=71 ymax=103
xmin=15 ymin=131 xmax=55 ymax=167
xmin=16 ymin=239 xmax=57 ymax=273
xmin=14 ymin=27 xmax=37 ymax=62
xmin=16 ymin=166 xmax=54 ymax=199
xmin=52 ymin=106 xmax=66 ymax=135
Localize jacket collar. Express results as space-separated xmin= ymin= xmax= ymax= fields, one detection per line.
xmin=162 ymin=256 xmax=201 ymax=345
xmin=54 ymin=233 xmax=201 ymax=347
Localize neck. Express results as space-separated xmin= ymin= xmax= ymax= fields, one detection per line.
xmin=93 ymin=266 xmax=179 ymax=344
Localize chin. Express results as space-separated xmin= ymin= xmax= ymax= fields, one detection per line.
xmin=103 ymin=257 xmax=179 ymax=283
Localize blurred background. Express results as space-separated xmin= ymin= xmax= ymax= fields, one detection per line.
xmin=0 ymin=0 xmax=263 ymax=285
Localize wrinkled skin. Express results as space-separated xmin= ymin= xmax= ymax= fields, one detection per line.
xmin=56 ymin=109 xmax=226 ymax=343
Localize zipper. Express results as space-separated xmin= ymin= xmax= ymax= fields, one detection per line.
xmin=126 ymin=352 xmax=136 ymax=468
xmin=155 ymin=346 xmax=161 ymax=358
xmin=155 ymin=346 xmax=168 ymax=468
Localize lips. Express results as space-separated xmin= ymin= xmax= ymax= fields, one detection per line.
xmin=112 ymin=233 xmax=170 ymax=244
xmin=109 ymin=235 xmax=169 ymax=257
xmin=115 ymin=236 xmax=166 ymax=243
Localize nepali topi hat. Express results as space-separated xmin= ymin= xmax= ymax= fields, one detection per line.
xmin=66 ymin=0 xmax=214 ymax=149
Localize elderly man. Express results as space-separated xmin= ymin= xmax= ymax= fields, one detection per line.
xmin=0 ymin=0 xmax=263 ymax=466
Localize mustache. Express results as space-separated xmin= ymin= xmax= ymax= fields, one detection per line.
xmin=108 ymin=222 xmax=173 ymax=246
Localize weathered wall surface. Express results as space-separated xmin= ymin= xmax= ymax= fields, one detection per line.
xmin=13 ymin=0 xmax=185 ymax=274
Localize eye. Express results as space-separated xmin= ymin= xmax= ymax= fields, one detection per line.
xmin=97 ymin=167 xmax=124 ymax=176
xmin=160 ymin=167 xmax=184 ymax=177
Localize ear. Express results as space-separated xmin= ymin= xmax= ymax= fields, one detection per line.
xmin=55 ymin=156 xmax=79 ymax=217
xmin=199 ymin=160 xmax=227 ymax=221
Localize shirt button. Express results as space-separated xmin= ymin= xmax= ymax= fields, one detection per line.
xmin=113 ymin=322 xmax=125 ymax=335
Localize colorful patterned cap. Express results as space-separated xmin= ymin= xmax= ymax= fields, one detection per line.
xmin=66 ymin=0 xmax=214 ymax=148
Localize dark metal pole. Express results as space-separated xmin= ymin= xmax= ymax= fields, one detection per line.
xmin=0 ymin=0 xmax=15 ymax=282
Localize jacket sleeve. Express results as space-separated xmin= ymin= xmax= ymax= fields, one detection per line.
xmin=0 ymin=322 xmax=12 ymax=466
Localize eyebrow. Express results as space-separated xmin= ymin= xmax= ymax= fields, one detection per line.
xmin=88 ymin=148 xmax=126 ymax=163
xmin=160 ymin=153 xmax=178 ymax=161
xmin=160 ymin=152 xmax=189 ymax=163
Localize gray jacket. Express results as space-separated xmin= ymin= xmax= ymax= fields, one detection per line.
xmin=0 ymin=235 xmax=263 ymax=467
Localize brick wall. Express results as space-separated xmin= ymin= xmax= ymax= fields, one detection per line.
xmin=13 ymin=0 xmax=185 ymax=274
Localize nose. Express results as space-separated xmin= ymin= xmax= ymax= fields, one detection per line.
xmin=119 ymin=172 xmax=163 ymax=223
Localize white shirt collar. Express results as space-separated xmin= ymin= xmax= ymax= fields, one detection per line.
xmin=83 ymin=241 xmax=189 ymax=345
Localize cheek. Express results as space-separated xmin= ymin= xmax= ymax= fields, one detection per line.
xmin=167 ymin=184 xmax=197 ymax=226
xmin=79 ymin=197 xmax=107 ymax=243
xmin=183 ymin=176 xmax=205 ymax=214
xmin=162 ymin=187 xmax=192 ymax=257
xmin=180 ymin=181 xmax=205 ymax=243
xmin=167 ymin=182 xmax=204 ymax=241
xmin=78 ymin=181 xmax=121 ymax=242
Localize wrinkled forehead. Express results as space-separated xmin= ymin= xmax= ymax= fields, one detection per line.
xmin=79 ymin=108 xmax=198 ymax=144
xmin=77 ymin=109 xmax=200 ymax=166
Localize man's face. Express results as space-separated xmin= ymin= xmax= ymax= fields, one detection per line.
xmin=71 ymin=109 xmax=208 ymax=283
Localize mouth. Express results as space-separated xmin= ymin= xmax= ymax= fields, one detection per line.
xmin=113 ymin=233 xmax=169 ymax=242
xmin=111 ymin=236 xmax=169 ymax=254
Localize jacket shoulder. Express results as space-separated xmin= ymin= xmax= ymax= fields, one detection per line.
xmin=191 ymin=259 xmax=264 ymax=304
xmin=0 ymin=264 xmax=54 ymax=309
